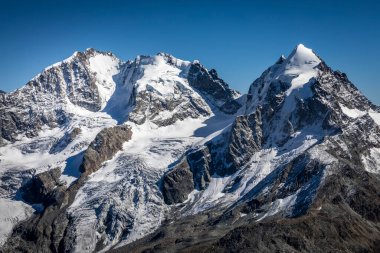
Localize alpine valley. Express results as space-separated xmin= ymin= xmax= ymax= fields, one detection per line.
xmin=0 ymin=45 xmax=379 ymax=253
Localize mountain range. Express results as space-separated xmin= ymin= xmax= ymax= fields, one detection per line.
xmin=0 ymin=44 xmax=379 ymax=253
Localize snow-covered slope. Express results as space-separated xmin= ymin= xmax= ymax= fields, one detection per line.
xmin=1 ymin=45 xmax=380 ymax=253
xmin=168 ymin=44 xmax=380 ymax=217
xmin=0 ymin=49 xmax=241 ymax=251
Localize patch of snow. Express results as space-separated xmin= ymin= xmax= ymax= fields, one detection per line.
xmin=257 ymin=193 xmax=298 ymax=221
xmin=190 ymin=175 xmax=231 ymax=213
xmin=369 ymin=111 xmax=380 ymax=125
xmin=338 ymin=105 xmax=380 ymax=126
xmin=135 ymin=54 xmax=191 ymax=96
xmin=339 ymin=104 xmax=367 ymax=118
xmin=240 ymin=213 xmax=247 ymax=217
xmin=0 ymin=198 xmax=34 ymax=246
xmin=362 ymin=147 xmax=380 ymax=174
xmin=284 ymin=44 xmax=321 ymax=96
xmin=88 ymin=54 xmax=121 ymax=109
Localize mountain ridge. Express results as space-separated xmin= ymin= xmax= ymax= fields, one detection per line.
xmin=0 ymin=44 xmax=379 ymax=253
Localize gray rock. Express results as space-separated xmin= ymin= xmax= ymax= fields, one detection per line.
xmin=2 ymin=177 xmax=86 ymax=253
xmin=187 ymin=147 xmax=213 ymax=190
xmin=161 ymin=109 xmax=263 ymax=204
xmin=80 ymin=125 xmax=132 ymax=175
xmin=21 ymin=167 xmax=64 ymax=205
xmin=223 ymin=109 xmax=263 ymax=174
xmin=187 ymin=63 xmax=241 ymax=114
xmin=162 ymin=159 xmax=194 ymax=205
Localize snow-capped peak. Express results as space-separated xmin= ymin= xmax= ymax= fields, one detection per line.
xmin=131 ymin=53 xmax=192 ymax=95
xmin=24 ymin=48 xmax=123 ymax=113
xmin=282 ymin=44 xmax=321 ymax=95
xmin=287 ymin=44 xmax=320 ymax=66
xmin=39 ymin=48 xmax=117 ymax=74
xmin=134 ymin=52 xmax=191 ymax=71
xmin=247 ymin=44 xmax=322 ymax=111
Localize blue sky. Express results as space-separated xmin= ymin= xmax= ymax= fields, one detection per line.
xmin=0 ymin=0 xmax=379 ymax=104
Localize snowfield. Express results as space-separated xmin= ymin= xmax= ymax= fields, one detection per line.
xmin=0 ymin=49 xmax=238 ymax=249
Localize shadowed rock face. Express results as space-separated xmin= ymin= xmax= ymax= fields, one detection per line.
xmin=3 ymin=177 xmax=86 ymax=253
xmin=162 ymin=110 xmax=263 ymax=204
xmin=223 ymin=110 xmax=263 ymax=173
xmin=80 ymin=125 xmax=132 ymax=175
xmin=187 ymin=63 xmax=241 ymax=114
xmin=21 ymin=168 xmax=64 ymax=205
xmin=187 ymin=147 xmax=213 ymax=190
xmin=162 ymin=159 xmax=194 ymax=205
xmin=128 ymin=88 xmax=211 ymax=127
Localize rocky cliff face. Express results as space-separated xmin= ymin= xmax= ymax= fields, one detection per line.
xmin=0 ymin=49 xmax=122 ymax=144
xmin=80 ymin=125 xmax=132 ymax=175
xmin=1 ymin=44 xmax=380 ymax=253
xmin=187 ymin=62 xmax=241 ymax=114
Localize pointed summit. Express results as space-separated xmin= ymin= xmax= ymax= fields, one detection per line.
xmin=287 ymin=44 xmax=320 ymax=67
xmin=279 ymin=44 xmax=322 ymax=95
xmin=247 ymin=44 xmax=323 ymax=111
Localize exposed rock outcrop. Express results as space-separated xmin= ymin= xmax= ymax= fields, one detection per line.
xmin=187 ymin=63 xmax=241 ymax=114
xmin=162 ymin=159 xmax=194 ymax=205
xmin=80 ymin=125 xmax=132 ymax=175
xmin=162 ymin=110 xmax=263 ymax=204
xmin=21 ymin=167 xmax=64 ymax=205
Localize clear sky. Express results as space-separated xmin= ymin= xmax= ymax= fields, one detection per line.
xmin=0 ymin=0 xmax=379 ymax=104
